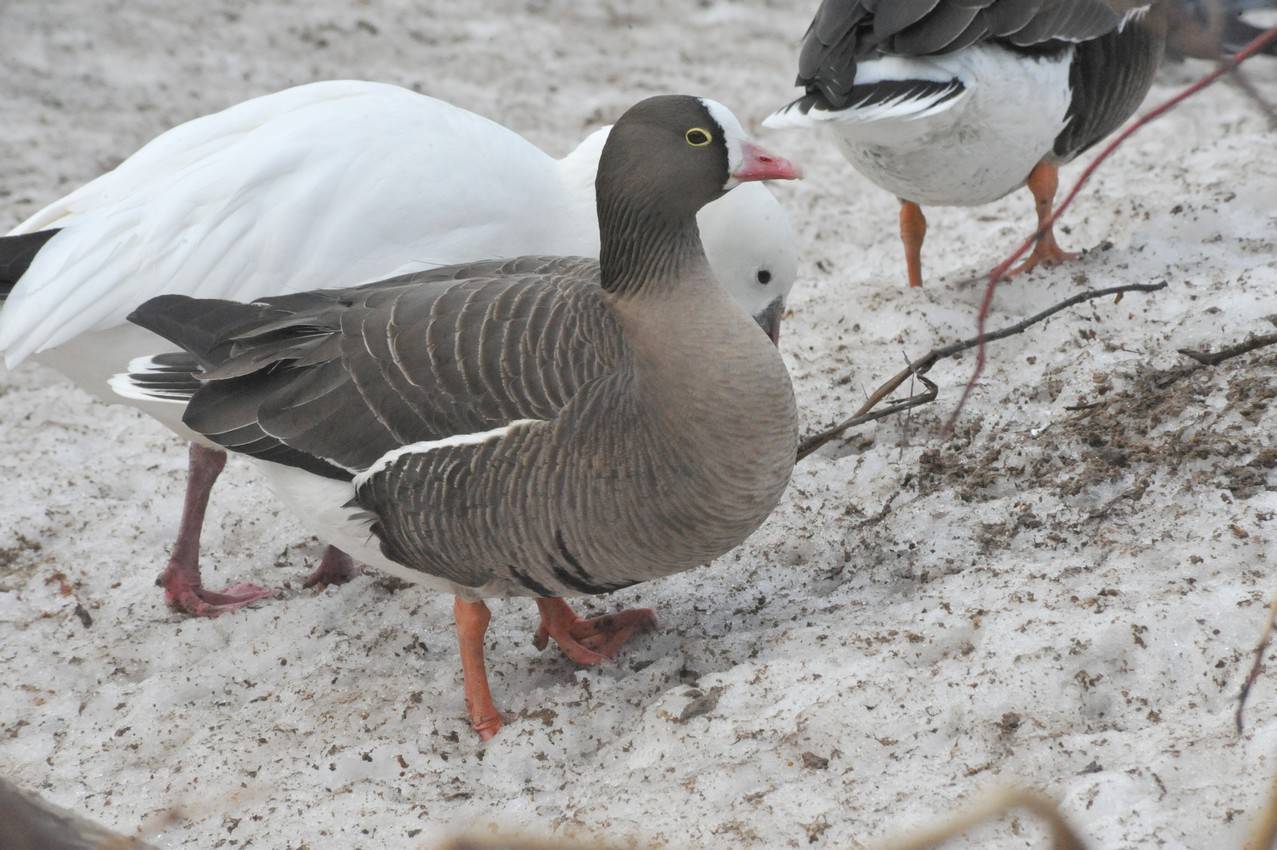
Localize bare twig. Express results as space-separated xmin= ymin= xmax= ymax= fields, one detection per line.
xmin=799 ymin=375 xmax=938 ymax=459
xmin=1178 ymin=332 xmax=1277 ymax=366
xmin=942 ymin=21 xmax=1277 ymax=437
xmin=797 ymin=281 xmax=1167 ymax=460
xmin=1236 ymin=598 xmax=1277 ymax=735
xmin=877 ymin=788 xmax=1088 ymax=850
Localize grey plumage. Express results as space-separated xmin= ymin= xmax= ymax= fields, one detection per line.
xmin=1054 ymin=7 xmax=1168 ymax=160
xmin=127 ymin=95 xmax=800 ymax=602
xmin=768 ymin=0 xmax=1168 ymax=287
xmin=787 ymin=0 xmax=1166 ymax=162
xmin=131 ymin=259 xmax=618 ymax=482
xmin=793 ymin=0 xmax=1122 ymax=113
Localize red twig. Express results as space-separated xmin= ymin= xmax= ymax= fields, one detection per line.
xmin=941 ymin=21 xmax=1277 ymax=437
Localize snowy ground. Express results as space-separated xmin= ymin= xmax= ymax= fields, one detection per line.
xmin=2 ymin=2 xmax=1276 ymax=848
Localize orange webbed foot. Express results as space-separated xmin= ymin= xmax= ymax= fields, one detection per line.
xmin=533 ymin=598 xmax=657 ymax=664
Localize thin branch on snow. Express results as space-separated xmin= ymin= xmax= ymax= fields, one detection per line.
xmin=797 ymin=281 xmax=1167 ymax=461
xmin=1236 ymin=598 xmax=1277 ymax=735
xmin=1178 ymin=332 xmax=1277 ymax=366
xmin=942 ymin=21 xmax=1277 ymax=437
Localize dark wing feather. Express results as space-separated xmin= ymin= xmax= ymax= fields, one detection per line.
xmin=1053 ymin=8 xmax=1167 ymax=160
xmin=127 ymin=256 xmax=622 ymax=481
xmin=984 ymin=0 xmax=1048 ymax=36
xmin=888 ymin=2 xmax=984 ymax=53
xmin=873 ymin=0 xmax=945 ymax=37
xmin=1007 ymin=0 xmax=1118 ymax=44
xmin=790 ymin=0 xmax=1128 ymax=113
xmin=0 ymin=229 xmax=61 ymax=297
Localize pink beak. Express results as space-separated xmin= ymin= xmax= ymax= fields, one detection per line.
xmin=732 ymin=141 xmax=803 ymax=183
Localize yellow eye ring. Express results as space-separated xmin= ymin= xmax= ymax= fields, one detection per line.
xmin=685 ymin=127 xmax=712 ymax=147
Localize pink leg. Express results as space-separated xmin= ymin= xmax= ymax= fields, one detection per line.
xmin=157 ymin=443 xmax=273 ymax=617
xmin=532 ymin=598 xmax=657 ymax=665
xmin=455 ymin=597 xmax=503 ymax=740
xmin=303 ymin=546 xmax=361 ymax=588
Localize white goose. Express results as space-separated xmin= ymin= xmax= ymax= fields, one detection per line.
xmin=0 ymin=80 xmax=798 ymax=615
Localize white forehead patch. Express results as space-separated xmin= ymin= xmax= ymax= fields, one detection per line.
xmin=699 ymin=97 xmax=748 ymax=182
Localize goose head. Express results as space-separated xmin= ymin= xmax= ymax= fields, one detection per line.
xmin=594 ymin=95 xmax=801 ymax=303
xmin=562 ymin=110 xmax=799 ymax=343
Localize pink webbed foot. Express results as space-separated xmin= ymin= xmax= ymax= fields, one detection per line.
xmin=532 ymin=597 xmax=657 ymax=665
xmin=303 ymin=546 xmax=361 ymax=588
xmin=156 ymin=443 xmax=272 ymax=617
xmin=159 ymin=562 xmax=273 ymax=617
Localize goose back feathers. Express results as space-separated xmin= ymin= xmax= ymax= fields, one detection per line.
xmin=767 ymin=0 xmax=1167 ymax=206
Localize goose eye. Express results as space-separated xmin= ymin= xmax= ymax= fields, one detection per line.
xmin=685 ymin=127 xmax=712 ymax=147
xmin=756 ymin=269 xmax=772 ymax=285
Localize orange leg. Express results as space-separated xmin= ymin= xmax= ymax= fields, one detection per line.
xmin=899 ymin=199 xmax=927 ymax=288
xmin=1010 ymin=161 xmax=1078 ymax=276
xmin=453 ymin=596 xmax=503 ymax=741
xmin=532 ymin=598 xmax=656 ymax=665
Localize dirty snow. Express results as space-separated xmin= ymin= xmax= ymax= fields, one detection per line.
xmin=1 ymin=1 xmax=1276 ymax=848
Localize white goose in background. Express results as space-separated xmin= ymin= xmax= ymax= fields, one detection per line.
xmin=765 ymin=0 xmax=1167 ymax=287
xmin=0 ymin=80 xmax=799 ymax=616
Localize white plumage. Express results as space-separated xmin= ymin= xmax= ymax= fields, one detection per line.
xmin=2 ymin=80 xmax=797 ymax=387
xmin=765 ymin=45 xmax=1074 ymax=207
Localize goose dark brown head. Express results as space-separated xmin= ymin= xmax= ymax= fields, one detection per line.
xmin=595 ymin=96 xmax=800 ymax=294
xmin=597 ymin=95 xmax=801 ymax=219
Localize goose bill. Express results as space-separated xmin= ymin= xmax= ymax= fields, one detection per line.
xmin=754 ymin=296 xmax=785 ymax=345
xmin=732 ymin=142 xmax=803 ymax=182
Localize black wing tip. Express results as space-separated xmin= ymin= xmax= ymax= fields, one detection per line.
xmin=125 ymin=293 xmax=199 ymax=327
xmin=0 ymin=229 xmax=61 ymax=294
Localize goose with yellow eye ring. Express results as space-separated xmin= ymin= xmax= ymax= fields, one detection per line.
xmin=115 ymin=95 xmax=803 ymax=740
xmin=0 ymin=81 xmax=798 ymax=616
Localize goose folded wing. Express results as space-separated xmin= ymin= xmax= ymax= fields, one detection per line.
xmin=127 ymin=256 xmax=621 ymax=481
xmin=793 ymin=0 xmax=1122 ymax=112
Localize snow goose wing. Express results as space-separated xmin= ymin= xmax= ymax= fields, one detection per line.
xmin=119 ymin=95 xmax=803 ymax=739
xmin=767 ymin=0 xmax=1167 ymax=286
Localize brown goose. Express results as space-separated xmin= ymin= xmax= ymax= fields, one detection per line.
xmin=765 ymin=0 xmax=1168 ymax=286
xmin=1 ymin=82 xmax=798 ymax=618
xmin=115 ymin=95 xmax=802 ymax=739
